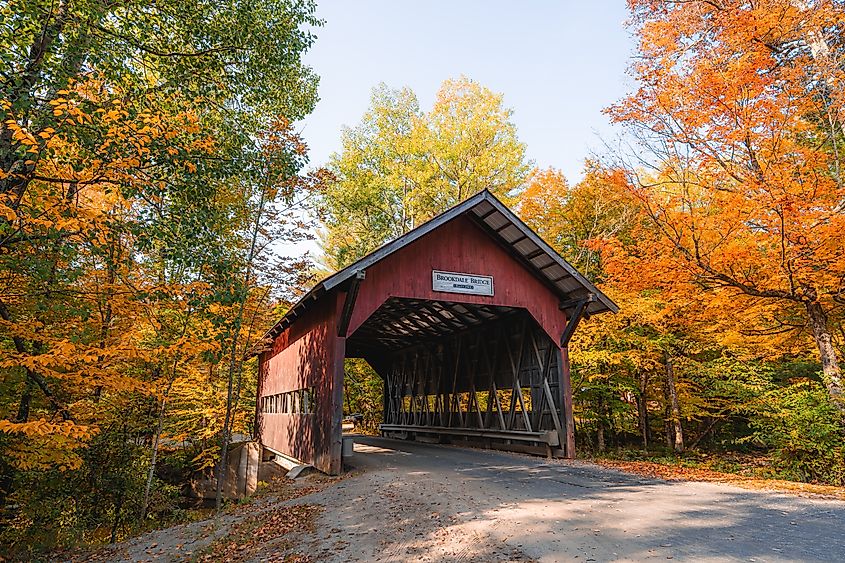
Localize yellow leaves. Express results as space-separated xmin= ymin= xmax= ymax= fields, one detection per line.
xmin=13 ymin=132 xmax=37 ymax=147
xmin=192 ymin=449 xmax=218 ymax=471
xmin=48 ymin=97 xmax=67 ymax=118
xmin=6 ymin=118 xmax=39 ymax=150
xmin=0 ymin=74 xmax=274 ymax=479
xmin=0 ymin=423 xmax=93 ymax=472
xmin=0 ymin=420 xmax=96 ymax=471
xmin=0 ymin=418 xmax=95 ymax=440
xmin=0 ymin=200 xmax=16 ymax=221
xmin=192 ymin=135 xmax=216 ymax=153
xmin=103 ymin=108 xmax=124 ymax=123
xmin=47 ymin=92 xmax=94 ymax=128
xmin=52 ymin=216 xmax=81 ymax=232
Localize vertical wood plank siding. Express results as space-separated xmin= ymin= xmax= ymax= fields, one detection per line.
xmin=346 ymin=216 xmax=568 ymax=343
xmin=256 ymin=292 xmax=345 ymax=474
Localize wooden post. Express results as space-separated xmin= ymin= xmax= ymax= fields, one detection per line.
xmin=557 ymin=346 xmax=575 ymax=458
xmin=337 ymin=271 xmax=365 ymax=337
xmin=330 ymin=335 xmax=346 ymax=475
xmin=254 ymin=352 xmax=266 ymax=443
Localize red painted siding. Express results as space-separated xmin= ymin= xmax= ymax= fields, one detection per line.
xmin=347 ymin=215 xmax=568 ymax=343
xmin=257 ymin=293 xmax=344 ymax=474
xmin=258 ymin=213 xmax=574 ymax=472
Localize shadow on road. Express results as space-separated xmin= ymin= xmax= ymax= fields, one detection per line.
xmin=306 ymin=436 xmax=845 ymax=562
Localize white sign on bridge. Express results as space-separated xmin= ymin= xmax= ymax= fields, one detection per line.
xmin=432 ymin=270 xmax=494 ymax=297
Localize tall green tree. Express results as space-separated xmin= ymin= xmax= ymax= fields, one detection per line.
xmin=320 ymin=76 xmax=530 ymax=268
xmin=0 ymin=0 xmax=321 ymax=553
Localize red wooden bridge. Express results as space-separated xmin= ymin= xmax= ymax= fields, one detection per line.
xmin=253 ymin=191 xmax=617 ymax=474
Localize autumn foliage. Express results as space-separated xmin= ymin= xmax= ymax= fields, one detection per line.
xmin=577 ymin=0 xmax=845 ymax=480
xmin=0 ymin=0 xmax=322 ymax=556
xmin=3 ymin=0 xmax=845 ymax=558
xmin=606 ymin=0 xmax=845 ymax=404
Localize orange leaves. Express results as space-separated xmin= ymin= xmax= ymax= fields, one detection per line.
xmin=101 ymin=107 xmax=128 ymax=123
xmin=1 ymin=66 xmax=285 ymax=481
xmin=1 ymin=429 xmax=94 ymax=473
xmin=614 ymin=0 xmax=833 ymax=147
xmin=5 ymin=117 xmax=40 ymax=156
xmin=600 ymin=0 xmax=845 ymax=367
xmin=0 ymin=418 xmax=96 ymax=440
xmin=0 ymin=419 xmax=98 ymax=472
xmin=48 ymin=94 xmax=92 ymax=127
xmin=198 ymin=502 xmax=323 ymax=562
xmin=0 ymin=195 xmax=17 ymax=221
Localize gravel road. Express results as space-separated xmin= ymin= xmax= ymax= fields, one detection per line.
xmin=296 ymin=436 xmax=845 ymax=562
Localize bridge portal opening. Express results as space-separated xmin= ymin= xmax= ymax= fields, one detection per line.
xmin=346 ymin=298 xmax=566 ymax=457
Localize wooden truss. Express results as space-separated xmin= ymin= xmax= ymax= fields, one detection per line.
xmin=347 ymin=299 xmax=571 ymax=457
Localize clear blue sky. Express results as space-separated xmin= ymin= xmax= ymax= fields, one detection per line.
xmin=297 ymin=0 xmax=636 ymax=183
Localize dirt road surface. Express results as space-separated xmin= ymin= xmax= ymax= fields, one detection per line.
xmin=300 ymin=436 xmax=845 ymax=562
xmin=97 ymin=436 xmax=845 ymax=562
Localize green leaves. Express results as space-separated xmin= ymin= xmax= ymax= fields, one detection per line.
xmin=319 ymin=77 xmax=530 ymax=268
xmin=0 ymin=0 xmax=320 ymax=553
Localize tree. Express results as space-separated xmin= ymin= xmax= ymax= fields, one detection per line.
xmin=320 ymin=77 xmax=530 ymax=268
xmin=421 ymin=77 xmax=530 ymax=204
xmin=0 ymin=0 xmax=321 ymax=551
xmin=607 ymin=0 xmax=845 ymax=407
xmin=516 ymin=166 xmax=671 ymax=451
xmin=517 ymin=163 xmax=639 ymax=282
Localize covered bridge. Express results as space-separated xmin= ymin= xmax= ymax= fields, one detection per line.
xmin=254 ymin=191 xmax=617 ymax=474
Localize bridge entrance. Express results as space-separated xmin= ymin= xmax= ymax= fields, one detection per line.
xmin=348 ymin=299 xmax=567 ymax=456
xmin=253 ymin=191 xmax=617 ymax=474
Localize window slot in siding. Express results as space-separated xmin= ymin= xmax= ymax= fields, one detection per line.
xmin=261 ymin=387 xmax=317 ymax=415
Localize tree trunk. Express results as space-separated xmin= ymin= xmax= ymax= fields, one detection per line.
xmin=142 ymin=396 xmax=167 ymax=519
xmin=610 ymin=412 xmax=619 ymax=449
xmin=637 ymin=372 xmax=650 ymax=451
xmin=596 ymin=424 xmax=605 ymax=453
xmin=805 ymin=300 xmax=844 ymax=408
xmin=15 ymin=378 xmax=34 ymax=422
xmin=664 ymin=357 xmax=684 ymax=453
xmin=215 ymin=168 xmax=269 ymax=512
xmin=689 ymin=416 xmax=719 ymax=450
xmin=142 ymin=362 xmax=178 ymax=519
xmin=662 ymin=376 xmax=673 ymax=449
xmin=110 ymin=491 xmax=124 ymax=544
xmin=596 ymin=395 xmax=606 ymax=453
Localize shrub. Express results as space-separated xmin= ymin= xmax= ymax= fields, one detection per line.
xmin=747 ymin=380 xmax=845 ymax=485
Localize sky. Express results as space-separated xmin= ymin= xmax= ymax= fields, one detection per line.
xmin=297 ymin=1 xmax=637 ymax=182
xmin=288 ymin=1 xmax=637 ymax=258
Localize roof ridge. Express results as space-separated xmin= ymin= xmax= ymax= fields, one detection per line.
xmin=258 ymin=189 xmax=616 ymax=344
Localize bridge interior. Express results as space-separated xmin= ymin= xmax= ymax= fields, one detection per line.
xmin=346 ymin=297 xmax=569 ymax=457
